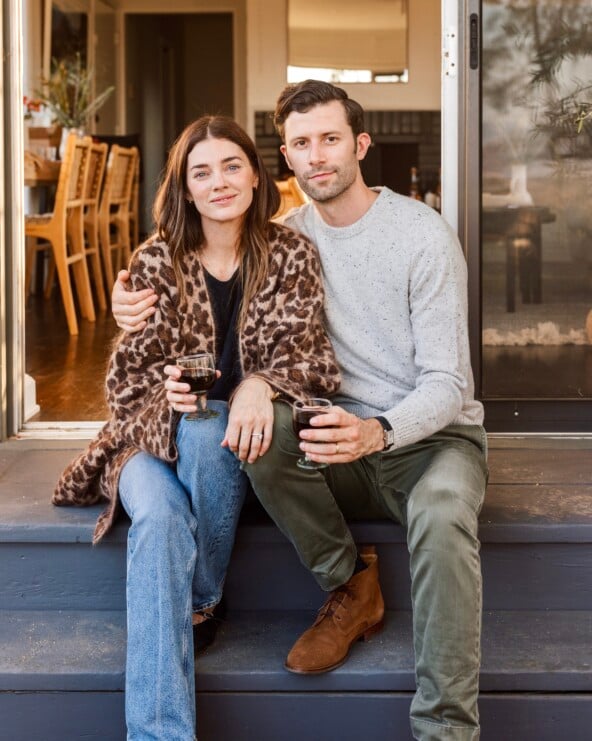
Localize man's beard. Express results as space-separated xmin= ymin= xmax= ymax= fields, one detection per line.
xmin=295 ymin=160 xmax=358 ymax=204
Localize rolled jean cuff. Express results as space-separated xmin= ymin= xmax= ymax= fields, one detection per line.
xmin=192 ymin=598 xmax=220 ymax=613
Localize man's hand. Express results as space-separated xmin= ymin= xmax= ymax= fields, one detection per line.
xmin=298 ymin=406 xmax=385 ymax=464
xmin=112 ymin=269 xmax=158 ymax=332
xmin=222 ymin=378 xmax=275 ymax=464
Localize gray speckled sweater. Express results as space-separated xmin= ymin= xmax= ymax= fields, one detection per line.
xmin=282 ymin=186 xmax=484 ymax=450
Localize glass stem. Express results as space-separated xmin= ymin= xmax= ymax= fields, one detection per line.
xmin=197 ymin=392 xmax=207 ymax=413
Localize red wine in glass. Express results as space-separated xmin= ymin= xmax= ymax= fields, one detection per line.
xmin=179 ymin=368 xmax=216 ymax=393
xmin=293 ymin=409 xmax=321 ymax=438
xmin=292 ymin=398 xmax=332 ymax=470
xmin=176 ymin=353 xmax=218 ymax=420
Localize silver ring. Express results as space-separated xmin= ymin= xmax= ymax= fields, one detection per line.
xmin=335 ymin=443 xmax=340 ymax=455
xmin=251 ymin=433 xmax=264 ymax=438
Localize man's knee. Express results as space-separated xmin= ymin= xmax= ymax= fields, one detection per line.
xmin=243 ymin=401 xmax=297 ymax=483
xmin=408 ymin=487 xmax=480 ymax=555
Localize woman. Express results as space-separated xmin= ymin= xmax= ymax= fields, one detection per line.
xmin=53 ymin=115 xmax=340 ymax=741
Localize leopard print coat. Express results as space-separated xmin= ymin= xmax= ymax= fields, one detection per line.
xmin=53 ymin=222 xmax=340 ymax=543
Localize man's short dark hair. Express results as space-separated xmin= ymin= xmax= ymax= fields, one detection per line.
xmin=273 ymin=80 xmax=365 ymax=141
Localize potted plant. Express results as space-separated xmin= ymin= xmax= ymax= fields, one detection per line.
xmin=36 ymin=54 xmax=114 ymax=155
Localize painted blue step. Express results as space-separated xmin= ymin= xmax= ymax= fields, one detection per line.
xmin=4 ymin=692 xmax=592 ymax=741
xmin=4 ymin=515 xmax=592 ymax=612
xmin=2 ymin=609 xmax=592 ymax=740
xmin=2 ymin=609 xmax=591 ymax=693
xmin=2 ymin=440 xmax=592 ymax=613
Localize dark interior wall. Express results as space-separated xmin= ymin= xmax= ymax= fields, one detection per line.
xmin=126 ymin=13 xmax=234 ymax=235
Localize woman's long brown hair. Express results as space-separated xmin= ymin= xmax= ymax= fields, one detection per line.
xmin=153 ymin=116 xmax=281 ymax=328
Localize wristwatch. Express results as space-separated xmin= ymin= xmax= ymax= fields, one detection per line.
xmin=375 ymin=416 xmax=395 ymax=451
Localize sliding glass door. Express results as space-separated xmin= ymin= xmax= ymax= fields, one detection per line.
xmin=469 ymin=0 xmax=592 ymax=430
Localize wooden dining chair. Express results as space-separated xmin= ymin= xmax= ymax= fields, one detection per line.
xmin=25 ymin=132 xmax=96 ymax=335
xmin=129 ymin=153 xmax=141 ymax=250
xmin=82 ymin=141 xmax=109 ymax=309
xmin=98 ymin=144 xmax=138 ymax=287
xmin=273 ymin=176 xmax=308 ymax=218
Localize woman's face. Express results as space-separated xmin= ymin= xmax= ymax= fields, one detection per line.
xmin=186 ymin=136 xmax=259 ymax=229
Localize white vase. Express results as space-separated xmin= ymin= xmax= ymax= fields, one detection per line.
xmin=58 ymin=127 xmax=84 ymax=160
xmin=508 ymin=163 xmax=534 ymax=206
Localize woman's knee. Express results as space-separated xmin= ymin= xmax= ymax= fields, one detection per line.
xmin=120 ymin=453 xmax=191 ymax=526
xmin=176 ymin=401 xmax=229 ymax=459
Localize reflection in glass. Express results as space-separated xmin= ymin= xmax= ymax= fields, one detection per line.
xmin=481 ymin=0 xmax=592 ymax=399
xmin=287 ymin=0 xmax=408 ymax=84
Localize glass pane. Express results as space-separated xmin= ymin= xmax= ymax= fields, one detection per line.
xmin=481 ymin=0 xmax=592 ymax=399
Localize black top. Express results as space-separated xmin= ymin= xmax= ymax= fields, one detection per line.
xmin=204 ymin=268 xmax=242 ymax=402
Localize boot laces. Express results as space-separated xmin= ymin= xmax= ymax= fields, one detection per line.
xmin=317 ymin=584 xmax=354 ymax=622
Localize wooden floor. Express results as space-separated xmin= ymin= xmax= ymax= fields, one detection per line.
xmin=25 ymin=293 xmax=118 ymax=421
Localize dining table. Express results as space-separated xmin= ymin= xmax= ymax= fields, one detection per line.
xmin=24 ymin=150 xmax=61 ymax=188
xmin=482 ymin=205 xmax=556 ymax=313
xmin=24 ymin=151 xmax=62 ymax=294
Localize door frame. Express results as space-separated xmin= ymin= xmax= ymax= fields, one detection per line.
xmin=1 ymin=0 xmax=27 ymax=440
xmin=2 ymin=0 xmax=468 ymax=440
xmin=462 ymin=1 xmax=592 ymax=432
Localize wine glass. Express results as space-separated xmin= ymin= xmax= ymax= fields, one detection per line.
xmin=176 ymin=353 xmax=218 ymax=421
xmin=292 ymin=398 xmax=333 ymax=470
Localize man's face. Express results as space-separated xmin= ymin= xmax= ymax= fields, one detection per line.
xmin=281 ymin=100 xmax=370 ymax=204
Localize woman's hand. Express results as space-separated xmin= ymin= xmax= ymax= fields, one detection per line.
xmin=112 ymin=270 xmax=158 ymax=332
xmin=222 ymin=378 xmax=275 ymax=463
xmin=164 ymin=364 xmax=198 ymax=414
xmin=297 ymin=406 xmax=385 ymax=464
xmin=164 ymin=364 xmax=221 ymax=414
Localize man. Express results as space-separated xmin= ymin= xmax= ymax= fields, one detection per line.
xmin=113 ymin=81 xmax=487 ymax=740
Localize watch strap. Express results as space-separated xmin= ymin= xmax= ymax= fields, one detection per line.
xmin=374 ymin=416 xmax=395 ymax=450
xmin=374 ymin=415 xmax=392 ymax=432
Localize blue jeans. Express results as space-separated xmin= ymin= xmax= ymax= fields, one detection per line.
xmin=119 ymin=401 xmax=248 ymax=741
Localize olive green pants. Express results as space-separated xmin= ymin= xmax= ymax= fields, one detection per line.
xmin=243 ymin=402 xmax=488 ymax=741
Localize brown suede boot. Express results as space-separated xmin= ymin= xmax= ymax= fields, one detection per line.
xmin=285 ymin=546 xmax=385 ymax=674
